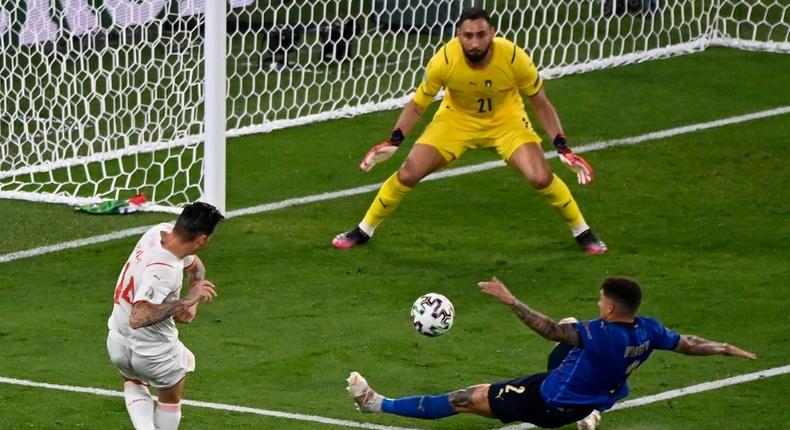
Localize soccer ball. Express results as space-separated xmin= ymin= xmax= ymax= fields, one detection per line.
xmin=410 ymin=293 xmax=455 ymax=337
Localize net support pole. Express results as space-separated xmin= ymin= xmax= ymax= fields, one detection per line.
xmin=203 ymin=0 xmax=227 ymax=213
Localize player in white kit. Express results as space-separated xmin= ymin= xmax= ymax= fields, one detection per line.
xmin=106 ymin=202 xmax=224 ymax=430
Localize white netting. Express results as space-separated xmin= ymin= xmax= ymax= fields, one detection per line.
xmin=714 ymin=0 xmax=790 ymax=51
xmin=0 ymin=0 xmax=787 ymax=211
xmin=0 ymin=0 xmax=211 ymax=211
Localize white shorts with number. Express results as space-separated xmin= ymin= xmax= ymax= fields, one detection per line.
xmin=106 ymin=331 xmax=195 ymax=390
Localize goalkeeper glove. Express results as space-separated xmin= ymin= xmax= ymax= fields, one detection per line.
xmin=554 ymin=134 xmax=594 ymax=185
xmin=359 ymin=128 xmax=405 ymax=172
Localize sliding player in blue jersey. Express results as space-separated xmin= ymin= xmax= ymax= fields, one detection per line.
xmin=347 ymin=276 xmax=756 ymax=429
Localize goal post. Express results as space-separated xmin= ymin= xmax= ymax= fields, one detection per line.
xmin=0 ymin=0 xmax=787 ymax=213
xmin=203 ymin=0 xmax=226 ymax=214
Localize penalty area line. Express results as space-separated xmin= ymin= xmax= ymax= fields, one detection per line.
xmin=494 ymin=364 xmax=790 ymax=430
xmin=1 ymin=105 xmax=788 ymax=265
xmin=0 ymin=375 xmax=421 ymax=430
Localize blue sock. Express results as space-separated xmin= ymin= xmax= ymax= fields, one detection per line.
xmin=381 ymin=394 xmax=457 ymax=419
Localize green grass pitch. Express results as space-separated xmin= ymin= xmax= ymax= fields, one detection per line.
xmin=0 ymin=47 xmax=789 ymax=429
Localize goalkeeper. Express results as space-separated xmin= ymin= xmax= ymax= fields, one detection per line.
xmin=333 ymin=7 xmax=606 ymax=254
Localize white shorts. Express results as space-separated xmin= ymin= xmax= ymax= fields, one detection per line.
xmin=106 ymin=331 xmax=195 ymax=390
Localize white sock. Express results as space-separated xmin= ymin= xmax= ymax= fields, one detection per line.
xmin=154 ymin=401 xmax=182 ymax=430
xmin=572 ymin=222 xmax=590 ymax=237
xmin=123 ymin=381 xmax=155 ymax=430
xmin=358 ymin=220 xmax=376 ymax=237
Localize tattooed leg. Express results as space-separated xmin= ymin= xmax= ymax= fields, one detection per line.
xmin=448 ymin=384 xmax=495 ymax=417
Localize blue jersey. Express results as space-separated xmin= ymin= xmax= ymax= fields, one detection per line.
xmin=540 ymin=316 xmax=680 ymax=411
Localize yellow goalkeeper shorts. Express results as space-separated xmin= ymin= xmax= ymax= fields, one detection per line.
xmin=416 ymin=109 xmax=542 ymax=163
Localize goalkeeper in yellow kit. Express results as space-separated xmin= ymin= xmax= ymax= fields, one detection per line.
xmin=333 ymin=7 xmax=606 ymax=255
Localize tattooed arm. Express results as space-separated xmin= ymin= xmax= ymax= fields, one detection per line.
xmin=130 ymin=280 xmax=216 ymax=329
xmin=175 ymin=256 xmax=207 ymax=323
xmin=674 ymin=335 xmax=756 ymax=360
xmin=185 ymin=255 xmax=206 ymax=284
xmin=509 ymin=298 xmax=581 ymax=346
xmin=477 ymin=277 xmax=580 ymax=346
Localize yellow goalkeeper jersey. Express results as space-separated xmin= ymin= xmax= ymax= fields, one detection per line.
xmin=412 ymin=37 xmax=543 ymax=125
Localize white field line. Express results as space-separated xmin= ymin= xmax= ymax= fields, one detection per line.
xmin=0 ymin=375 xmax=420 ymax=430
xmin=494 ymin=364 xmax=790 ymax=430
xmin=1 ymin=364 xmax=788 ymax=429
xmin=1 ymin=105 xmax=788 ymax=265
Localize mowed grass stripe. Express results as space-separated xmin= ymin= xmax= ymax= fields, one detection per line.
xmin=3 ymin=364 xmax=788 ymax=429
xmin=0 ymin=375 xmax=422 ymax=430
xmin=1 ymin=105 xmax=787 ymax=265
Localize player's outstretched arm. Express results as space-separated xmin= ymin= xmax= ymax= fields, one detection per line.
xmin=527 ymin=88 xmax=594 ymax=185
xmin=359 ymin=100 xmax=426 ymax=172
xmin=477 ymin=277 xmax=580 ymax=346
xmin=674 ymin=335 xmax=757 ymax=360
xmin=130 ymin=280 xmax=216 ymax=329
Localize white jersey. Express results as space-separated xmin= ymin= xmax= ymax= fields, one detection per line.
xmin=108 ymin=223 xmax=195 ymax=356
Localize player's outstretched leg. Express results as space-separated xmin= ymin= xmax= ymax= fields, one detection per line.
xmin=347 ymin=372 xmax=460 ymax=419
xmin=347 ymin=371 xmax=384 ymax=413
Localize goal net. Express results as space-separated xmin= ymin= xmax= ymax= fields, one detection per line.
xmin=1 ymin=0 xmax=787 ymax=212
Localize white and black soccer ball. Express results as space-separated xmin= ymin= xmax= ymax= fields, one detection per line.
xmin=411 ymin=293 xmax=454 ymax=337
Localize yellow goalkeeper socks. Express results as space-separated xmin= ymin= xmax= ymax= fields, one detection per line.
xmin=536 ymin=174 xmax=589 ymax=236
xmin=361 ymin=172 xmax=413 ymax=234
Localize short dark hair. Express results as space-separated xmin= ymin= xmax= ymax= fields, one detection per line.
xmin=601 ymin=277 xmax=642 ymax=314
xmin=173 ymin=202 xmax=224 ymax=240
xmin=457 ymin=7 xmax=493 ymax=28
